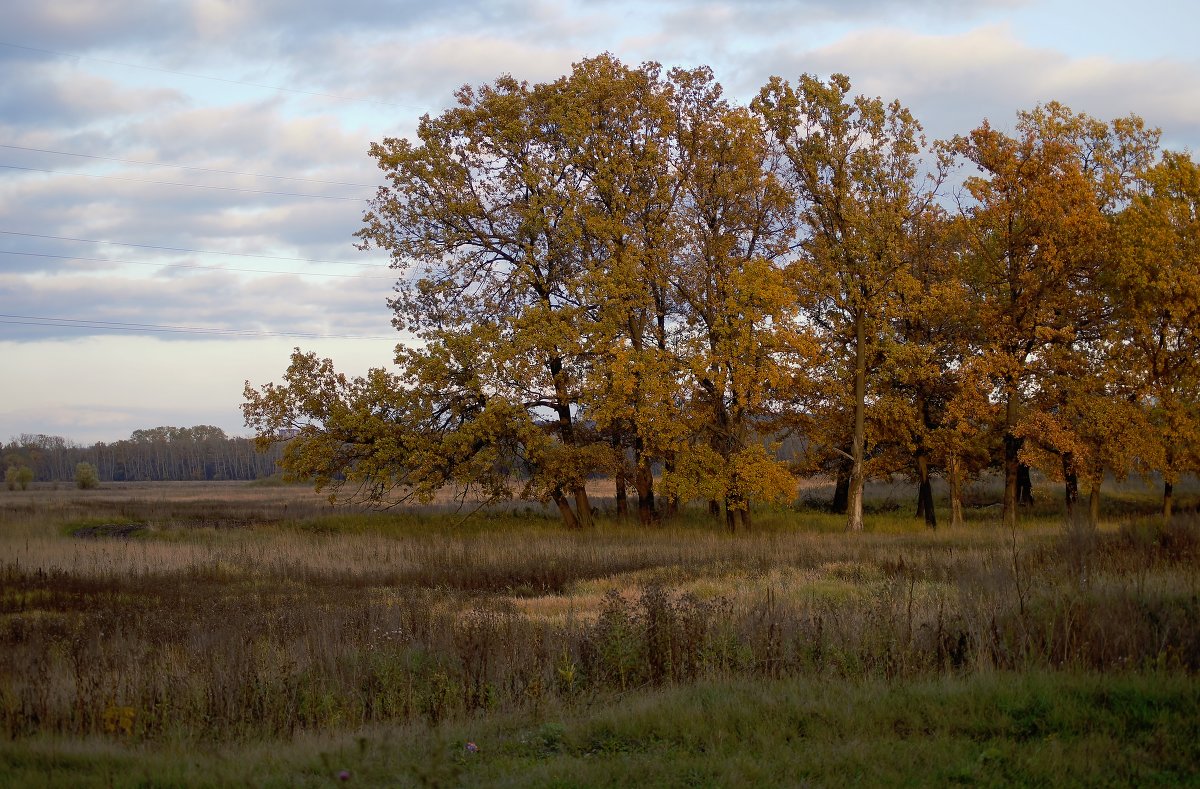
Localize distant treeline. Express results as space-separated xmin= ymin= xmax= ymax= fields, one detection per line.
xmin=2 ymin=426 xmax=283 ymax=482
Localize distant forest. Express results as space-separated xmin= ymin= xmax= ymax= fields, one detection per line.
xmin=2 ymin=426 xmax=283 ymax=483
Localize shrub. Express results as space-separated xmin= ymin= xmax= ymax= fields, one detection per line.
xmin=74 ymin=462 xmax=100 ymax=490
xmin=5 ymin=466 xmax=33 ymax=491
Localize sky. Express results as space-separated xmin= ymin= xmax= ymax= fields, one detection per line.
xmin=2 ymin=0 xmax=1199 ymax=445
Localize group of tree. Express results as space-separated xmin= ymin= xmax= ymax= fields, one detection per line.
xmin=242 ymin=55 xmax=1200 ymax=530
xmin=2 ymin=426 xmax=284 ymax=484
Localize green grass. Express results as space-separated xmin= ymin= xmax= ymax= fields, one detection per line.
xmin=2 ymin=672 xmax=1196 ymax=787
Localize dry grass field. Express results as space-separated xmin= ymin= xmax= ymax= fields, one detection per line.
xmin=1 ymin=478 xmax=1197 ymax=786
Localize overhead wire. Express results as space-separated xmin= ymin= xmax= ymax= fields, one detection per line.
xmin=0 ymin=249 xmax=395 ymax=279
xmin=1 ymin=163 xmax=369 ymax=201
xmin=0 ymin=230 xmax=386 ymax=268
xmin=0 ymin=144 xmax=379 ymax=188
xmin=0 ymin=313 xmax=394 ymax=340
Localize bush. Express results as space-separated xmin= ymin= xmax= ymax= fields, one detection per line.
xmin=74 ymin=462 xmax=100 ymax=490
xmin=5 ymin=466 xmax=33 ymax=491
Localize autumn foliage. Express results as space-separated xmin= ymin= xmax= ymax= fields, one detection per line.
xmin=243 ymin=56 xmax=1200 ymax=529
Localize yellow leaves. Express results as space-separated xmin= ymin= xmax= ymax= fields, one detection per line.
xmin=252 ymin=62 xmax=1195 ymax=527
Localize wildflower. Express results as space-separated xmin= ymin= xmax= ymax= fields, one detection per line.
xmin=465 ymin=741 xmax=479 ymax=753
xmin=338 ymin=769 xmax=352 ymax=781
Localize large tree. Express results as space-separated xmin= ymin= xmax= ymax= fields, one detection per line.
xmin=949 ymin=103 xmax=1158 ymax=529
xmin=755 ymin=73 xmax=943 ymax=531
xmin=1114 ymin=151 xmax=1200 ymax=518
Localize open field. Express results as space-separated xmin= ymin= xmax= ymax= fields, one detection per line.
xmin=1 ymin=479 xmax=1198 ymax=786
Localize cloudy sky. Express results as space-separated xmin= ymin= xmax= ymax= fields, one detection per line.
xmin=3 ymin=0 xmax=1198 ymax=445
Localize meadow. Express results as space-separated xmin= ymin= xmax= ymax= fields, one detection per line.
xmin=0 ymin=478 xmax=1197 ymax=787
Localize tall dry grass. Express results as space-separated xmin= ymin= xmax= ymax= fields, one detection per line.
xmin=1 ymin=482 xmax=1197 ymax=742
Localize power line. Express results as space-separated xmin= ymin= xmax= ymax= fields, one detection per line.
xmin=1 ymin=163 xmax=368 ymax=201
xmin=0 ymin=313 xmax=394 ymax=340
xmin=0 ymin=40 xmax=428 ymax=112
xmin=0 ymin=144 xmax=379 ymax=188
xmin=0 ymin=250 xmax=394 ymax=279
xmin=0 ymin=230 xmax=386 ymax=267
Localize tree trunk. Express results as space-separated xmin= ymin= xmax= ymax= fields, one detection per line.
xmin=708 ymin=499 xmax=720 ymax=518
xmin=1002 ymin=389 xmax=1020 ymax=529
xmin=948 ymin=451 xmax=964 ymax=529
xmin=612 ymin=432 xmax=627 ymax=519
xmin=832 ymin=459 xmax=850 ymax=513
xmin=1088 ymin=482 xmax=1101 ymax=528
xmin=916 ymin=450 xmax=936 ymax=530
xmin=1163 ymin=480 xmax=1173 ymax=522
xmin=550 ymin=355 xmax=591 ymax=527
xmin=662 ymin=450 xmax=679 ymax=520
xmin=1017 ymin=463 xmax=1034 ymax=506
xmin=1062 ymin=452 xmax=1079 ymax=519
xmin=634 ymin=456 xmax=656 ymax=526
xmin=573 ymin=485 xmax=594 ymax=529
xmin=847 ymin=311 xmax=866 ymax=532
xmin=552 ymin=488 xmax=580 ymax=529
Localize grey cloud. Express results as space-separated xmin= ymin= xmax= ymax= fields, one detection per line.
xmin=1 ymin=267 xmax=392 ymax=343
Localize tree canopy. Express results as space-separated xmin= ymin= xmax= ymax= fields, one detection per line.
xmin=243 ymin=55 xmax=1196 ymax=528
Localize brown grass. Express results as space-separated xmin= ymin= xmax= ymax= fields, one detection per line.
xmin=1 ymin=480 xmax=1197 ymax=742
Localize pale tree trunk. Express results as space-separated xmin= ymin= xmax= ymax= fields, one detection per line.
xmin=1088 ymin=482 xmax=1101 ymax=528
xmin=948 ymin=450 xmax=964 ymax=529
xmin=846 ymin=308 xmax=868 ymax=532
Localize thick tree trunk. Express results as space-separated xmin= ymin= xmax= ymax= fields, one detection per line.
xmin=847 ymin=311 xmax=866 ymax=532
xmin=916 ymin=450 xmax=936 ymax=530
xmin=1017 ymin=463 xmax=1034 ymax=506
xmin=832 ymin=459 xmax=850 ymax=513
xmin=634 ymin=455 xmax=656 ymax=526
xmin=724 ymin=496 xmax=750 ymax=532
xmin=1062 ymin=452 xmax=1079 ymax=519
xmin=552 ymin=488 xmax=579 ymax=529
xmin=573 ymin=485 xmax=594 ymax=529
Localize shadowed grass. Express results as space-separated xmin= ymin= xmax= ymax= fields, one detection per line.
xmin=1 ymin=672 xmax=1195 ymax=787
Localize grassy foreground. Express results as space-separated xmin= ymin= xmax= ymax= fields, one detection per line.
xmin=3 ymin=672 xmax=1197 ymax=787
xmin=1 ymin=480 xmax=1197 ymax=786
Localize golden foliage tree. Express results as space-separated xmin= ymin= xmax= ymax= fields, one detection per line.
xmin=755 ymin=73 xmax=944 ymax=531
